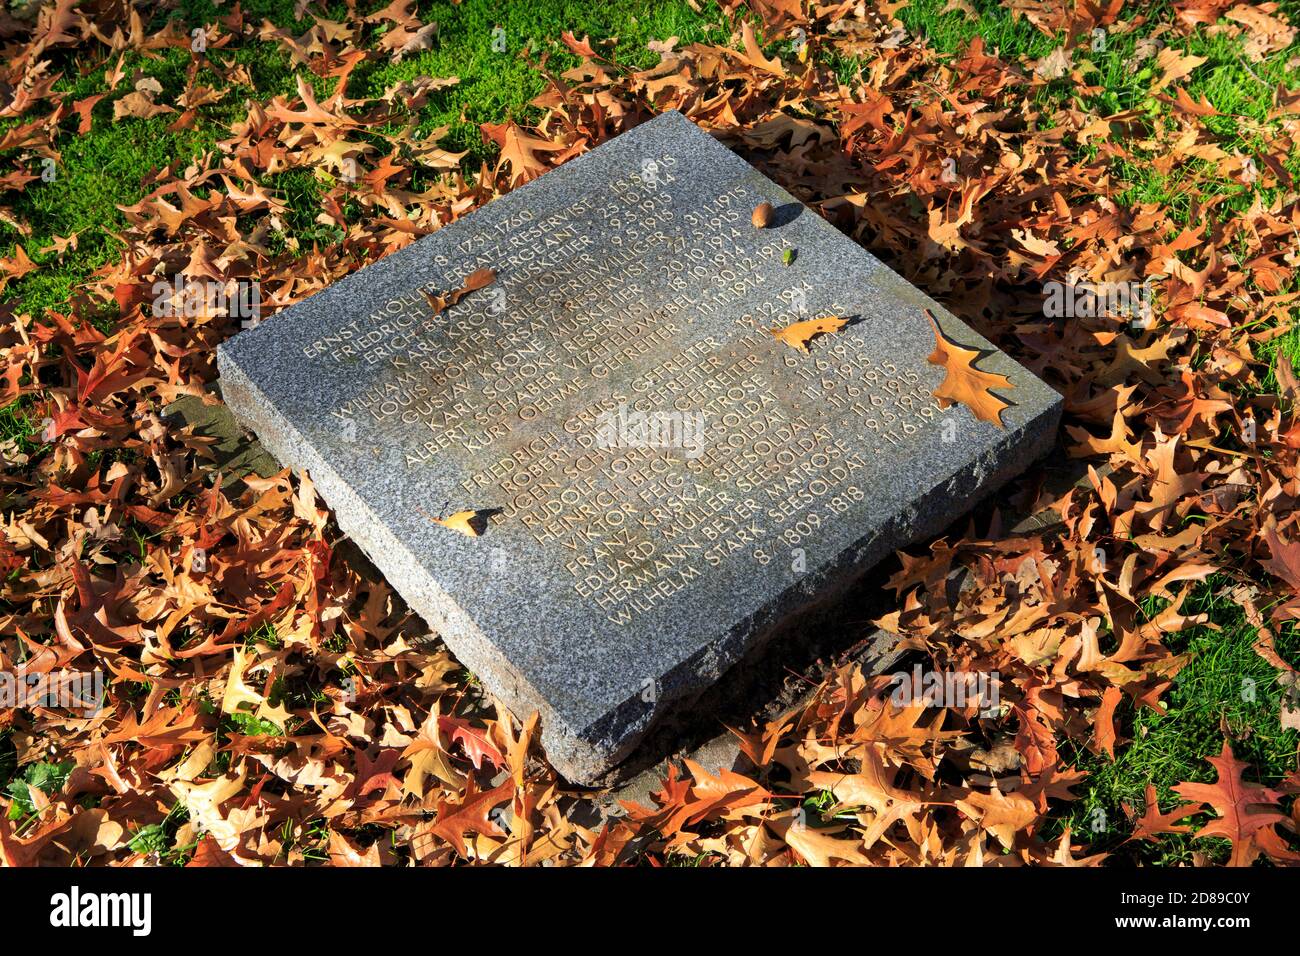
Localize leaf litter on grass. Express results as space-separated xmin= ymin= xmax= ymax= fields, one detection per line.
xmin=0 ymin=0 xmax=1299 ymax=865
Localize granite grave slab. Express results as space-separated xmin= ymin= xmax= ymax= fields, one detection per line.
xmin=218 ymin=110 xmax=1062 ymax=784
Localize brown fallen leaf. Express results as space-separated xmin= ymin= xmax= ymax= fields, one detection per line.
xmin=1093 ymin=685 xmax=1123 ymax=759
xmin=186 ymin=834 xmax=241 ymax=867
xmin=560 ymin=30 xmax=598 ymax=58
xmin=423 ymin=267 xmax=497 ymax=314
xmin=1034 ymin=46 xmax=1071 ymax=80
xmin=1127 ymin=783 xmax=1204 ymax=842
xmin=328 ymin=830 xmax=382 ymax=866
xmin=424 ymin=779 xmax=514 ymax=858
xmin=113 ymin=77 xmax=175 ymax=121
xmin=503 ymin=711 xmax=540 ymax=789
xmin=1226 ymin=4 xmax=1296 ymax=62
xmin=483 ymin=121 xmax=568 ymax=186
xmin=924 ymin=309 xmax=1013 ymax=428
xmin=1276 ymin=353 xmax=1299 ymax=403
xmin=769 ymin=315 xmax=847 ymax=353
xmin=768 ymin=815 xmax=872 ymax=866
xmin=1153 ymin=47 xmax=1206 ymax=92
xmin=736 ymin=19 xmax=786 ymax=76
xmin=1259 ymin=528 xmax=1300 ymax=593
xmin=462 ymin=266 xmax=497 ymax=291
xmin=1173 ymin=739 xmax=1289 ymax=866
xmin=954 ymin=788 xmax=1038 ymax=849
xmin=387 ymin=21 xmax=438 ymax=61
xmin=423 ymin=508 xmax=486 ymax=537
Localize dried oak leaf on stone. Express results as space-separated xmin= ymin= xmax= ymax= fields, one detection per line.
xmin=924 ymin=310 xmax=1013 ymax=427
xmin=422 ymin=508 xmax=487 ymax=537
xmin=423 ymin=267 xmax=496 ymax=314
xmin=768 ymin=315 xmax=847 ymax=353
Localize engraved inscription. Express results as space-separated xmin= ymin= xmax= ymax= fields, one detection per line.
xmin=309 ymin=153 xmax=941 ymax=625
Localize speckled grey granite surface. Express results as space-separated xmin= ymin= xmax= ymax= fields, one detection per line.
xmin=218 ymin=111 xmax=1062 ymax=784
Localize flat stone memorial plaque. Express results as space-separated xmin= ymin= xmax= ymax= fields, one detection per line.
xmin=219 ymin=111 xmax=1062 ymax=783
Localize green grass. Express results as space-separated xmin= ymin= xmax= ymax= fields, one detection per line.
xmin=11 ymin=115 xmax=216 ymax=313
xmin=899 ymin=0 xmax=1060 ymax=59
xmin=1054 ymin=579 xmax=1300 ymax=863
xmin=1 ymin=0 xmax=735 ymax=315
xmin=1262 ymin=324 xmax=1300 ymax=395
xmin=127 ymin=803 xmax=196 ymax=864
xmin=0 ymin=394 xmax=43 ymax=455
xmin=6 ymin=758 xmax=75 ymax=830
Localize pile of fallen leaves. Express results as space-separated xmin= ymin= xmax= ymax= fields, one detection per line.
xmin=2 ymin=0 xmax=1300 ymax=865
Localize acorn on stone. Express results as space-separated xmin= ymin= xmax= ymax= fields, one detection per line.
xmin=751 ymin=201 xmax=774 ymax=228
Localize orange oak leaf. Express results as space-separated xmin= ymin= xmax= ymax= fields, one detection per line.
xmin=925 ymin=310 xmax=1013 ymax=427
xmin=328 ymin=830 xmax=382 ymax=866
xmin=484 ymin=121 xmax=567 ymax=186
xmin=438 ymin=715 xmax=504 ymax=771
xmin=736 ymin=20 xmax=785 ymax=76
xmin=1172 ymin=740 xmax=1288 ymax=866
xmin=560 ymin=30 xmax=597 ymax=57
xmin=186 ymin=834 xmax=241 ymax=867
xmin=768 ymin=315 xmax=847 ymax=353
xmin=462 ymin=266 xmax=497 ymax=291
xmin=425 ymin=779 xmax=514 ymax=858
xmin=423 ymin=267 xmax=496 ymax=314
xmin=1153 ymin=47 xmax=1206 ymax=92
xmin=772 ymin=816 xmax=873 ymax=866
xmin=1093 ymin=685 xmax=1122 ymax=759
xmin=103 ymin=704 xmax=208 ymax=748
xmin=1262 ymin=527 xmax=1300 ymax=593
xmin=1126 ymin=783 xmax=1204 ymax=842
xmin=422 ymin=508 xmax=486 ymax=537
xmin=1138 ymin=431 xmax=1205 ymax=532
xmin=954 ymin=788 xmax=1038 ymax=849
xmin=503 ymin=711 xmax=540 ymax=788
